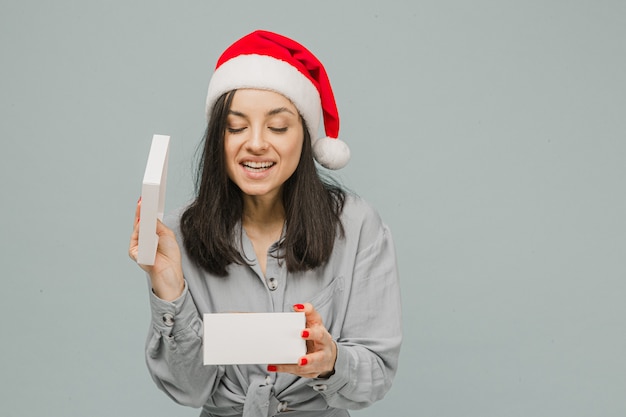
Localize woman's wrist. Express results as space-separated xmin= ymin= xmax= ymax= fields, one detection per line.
xmin=150 ymin=267 xmax=185 ymax=301
xmin=317 ymin=340 xmax=337 ymax=379
xmin=317 ymin=368 xmax=335 ymax=379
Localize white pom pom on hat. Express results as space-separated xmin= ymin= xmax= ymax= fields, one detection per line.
xmin=312 ymin=136 xmax=350 ymax=170
xmin=205 ymin=30 xmax=350 ymax=170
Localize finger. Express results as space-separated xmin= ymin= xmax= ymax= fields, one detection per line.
xmin=267 ymin=359 xmax=321 ymax=379
xmin=128 ymin=225 xmax=143 ymax=264
xmin=155 ymin=218 xmax=173 ymax=237
xmin=301 ymin=326 xmax=332 ymax=347
xmin=296 ymin=351 xmax=332 ymax=378
xmin=302 ymin=342 xmax=337 ymax=378
xmin=129 ymin=206 xmax=140 ymax=261
xmin=299 ymin=351 xmax=328 ymax=368
xmin=129 ymin=197 xmax=144 ymax=263
xmin=154 ymin=219 xmax=179 ymax=254
xmin=293 ymin=303 xmax=324 ymax=327
xmin=134 ymin=197 xmax=142 ymax=227
xmin=295 ymin=356 xmax=321 ymax=378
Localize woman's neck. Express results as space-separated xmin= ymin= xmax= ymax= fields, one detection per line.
xmin=242 ymin=194 xmax=286 ymax=276
xmin=242 ymin=193 xmax=285 ymax=225
xmin=241 ymin=193 xmax=286 ymax=243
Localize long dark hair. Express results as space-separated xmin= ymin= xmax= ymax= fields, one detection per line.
xmin=180 ymin=91 xmax=345 ymax=276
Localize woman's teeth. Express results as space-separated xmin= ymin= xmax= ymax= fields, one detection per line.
xmin=243 ymin=161 xmax=274 ymax=171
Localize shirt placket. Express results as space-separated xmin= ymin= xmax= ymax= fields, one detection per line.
xmin=264 ymin=243 xmax=286 ymax=312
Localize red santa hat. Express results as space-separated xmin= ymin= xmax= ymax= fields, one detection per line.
xmin=205 ymin=30 xmax=350 ymax=170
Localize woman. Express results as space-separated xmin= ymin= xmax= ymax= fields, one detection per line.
xmin=129 ymin=30 xmax=402 ymax=417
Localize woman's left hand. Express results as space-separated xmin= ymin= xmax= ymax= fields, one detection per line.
xmin=268 ymin=303 xmax=337 ymax=379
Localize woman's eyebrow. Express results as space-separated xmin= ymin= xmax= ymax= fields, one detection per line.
xmin=227 ymin=110 xmax=246 ymax=117
xmin=267 ymin=107 xmax=296 ymax=116
xmin=228 ymin=108 xmax=295 ymax=117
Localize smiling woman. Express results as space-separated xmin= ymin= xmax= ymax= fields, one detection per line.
xmin=128 ymin=30 xmax=402 ymax=417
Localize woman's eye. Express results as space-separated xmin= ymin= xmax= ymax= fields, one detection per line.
xmin=269 ymin=126 xmax=288 ymax=133
xmin=227 ymin=127 xmax=246 ymax=134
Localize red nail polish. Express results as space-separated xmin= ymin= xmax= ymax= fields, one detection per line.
xmin=294 ymin=304 xmax=305 ymax=310
xmin=301 ymin=330 xmax=310 ymax=338
xmin=267 ymin=365 xmax=277 ymax=372
xmin=300 ymin=358 xmax=308 ymax=366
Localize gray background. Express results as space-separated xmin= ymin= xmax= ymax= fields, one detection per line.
xmin=1 ymin=0 xmax=625 ymax=416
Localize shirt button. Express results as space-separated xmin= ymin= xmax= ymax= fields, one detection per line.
xmin=267 ymin=277 xmax=278 ymax=291
xmin=313 ymin=384 xmax=328 ymax=392
xmin=162 ymin=313 xmax=174 ymax=327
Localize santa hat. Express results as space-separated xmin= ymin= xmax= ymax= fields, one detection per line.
xmin=205 ymin=30 xmax=350 ymax=170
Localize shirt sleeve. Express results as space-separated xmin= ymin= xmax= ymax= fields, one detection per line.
xmin=145 ymin=279 xmax=223 ymax=408
xmin=306 ymin=214 xmax=403 ymax=409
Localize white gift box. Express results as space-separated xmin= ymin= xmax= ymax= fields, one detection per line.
xmin=137 ymin=134 xmax=170 ymax=265
xmin=203 ymin=312 xmax=306 ymax=365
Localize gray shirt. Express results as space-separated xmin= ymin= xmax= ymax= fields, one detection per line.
xmin=145 ymin=194 xmax=402 ymax=417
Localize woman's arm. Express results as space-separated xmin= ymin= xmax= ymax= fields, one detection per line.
xmin=144 ymin=284 xmax=223 ymax=407
xmin=309 ymin=222 xmax=402 ymax=409
xmin=129 ymin=200 xmax=221 ymax=407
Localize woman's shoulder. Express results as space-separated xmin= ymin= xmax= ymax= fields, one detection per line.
xmin=341 ymin=192 xmax=386 ymax=235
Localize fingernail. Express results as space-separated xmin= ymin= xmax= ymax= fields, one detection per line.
xmin=293 ymin=304 xmax=305 ymax=310
xmin=300 ymin=358 xmax=308 ymax=366
xmin=267 ymin=365 xmax=277 ymax=372
xmin=301 ymin=330 xmax=310 ymax=338
xmin=138 ymin=196 xmax=142 ymax=203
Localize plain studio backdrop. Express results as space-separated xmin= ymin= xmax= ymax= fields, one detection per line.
xmin=1 ymin=1 xmax=625 ymax=416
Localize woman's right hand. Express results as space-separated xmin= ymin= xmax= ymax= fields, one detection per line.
xmin=129 ymin=198 xmax=185 ymax=301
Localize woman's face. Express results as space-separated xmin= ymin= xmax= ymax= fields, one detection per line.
xmin=224 ymin=89 xmax=304 ymax=202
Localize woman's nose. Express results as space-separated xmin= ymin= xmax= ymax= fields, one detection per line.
xmin=246 ymin=127 xmax=268 ymax=152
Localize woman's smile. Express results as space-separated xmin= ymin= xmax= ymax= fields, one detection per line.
xmin=241 ymin=160 xmax=276 ymax=171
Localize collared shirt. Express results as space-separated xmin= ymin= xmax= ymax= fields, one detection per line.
xmin=145 ymin=194 xmax=402 ymax=417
